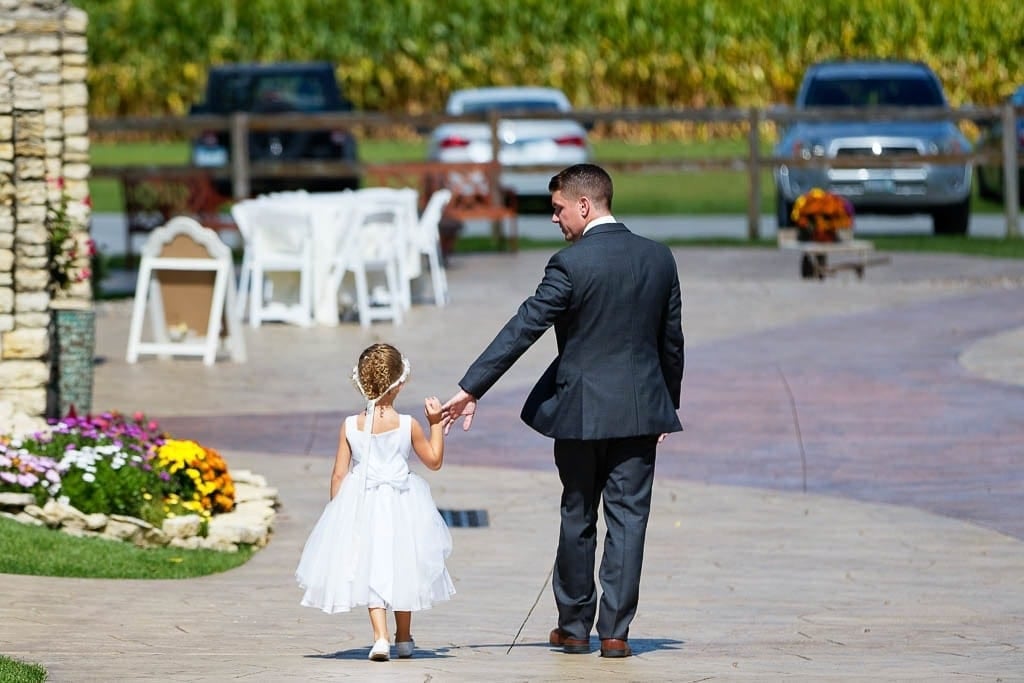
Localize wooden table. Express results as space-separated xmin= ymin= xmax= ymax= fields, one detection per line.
xmin=778 ymin=231 xmax=891 ymax=279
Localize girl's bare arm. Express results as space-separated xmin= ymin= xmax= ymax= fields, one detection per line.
xmin=411 ymin=396 xmax=445 ymax=470
xmin=329 ymin=421 xmax=352 ymax=499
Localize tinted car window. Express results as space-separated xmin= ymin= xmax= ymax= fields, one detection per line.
xmin=805 ymin=76 xmax=944 ymax=107
xmin=209 ymin=73 xmax=336 ymax=113
xmin=460 ymin=99 xmax=563 ymax=114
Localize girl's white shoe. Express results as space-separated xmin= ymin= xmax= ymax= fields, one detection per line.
xmin=395 ymin=638 xmax=415 ymax=658
xmin=369 ymin=638 xmax=390 ymax=661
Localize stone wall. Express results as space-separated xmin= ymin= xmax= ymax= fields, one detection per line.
xmin=0 ymin=0 xmax=91 ymax=434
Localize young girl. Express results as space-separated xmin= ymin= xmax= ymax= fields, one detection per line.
xmin=296 ymin=343 xmax=455 ymax=661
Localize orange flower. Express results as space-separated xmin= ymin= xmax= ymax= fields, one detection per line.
xmin=791 ymin=188 xmax=854 ymax=240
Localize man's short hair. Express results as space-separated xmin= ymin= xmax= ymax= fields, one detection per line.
xmin=549 ymin=163 xmax=613 ymax=210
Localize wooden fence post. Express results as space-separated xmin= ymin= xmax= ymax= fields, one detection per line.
xmin=747 ymin=107 xmax=762 ymax=240
xmin=1002 ymin=102 xmax=1020 ymax=238
xmin=488 ymin=109 xmax=503 ymax=244
xmin=231 ymin=112 xmax=250 ymax=199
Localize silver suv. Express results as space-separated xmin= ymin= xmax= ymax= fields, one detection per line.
xmin=774 ymin=61 xmax=973 ymax=234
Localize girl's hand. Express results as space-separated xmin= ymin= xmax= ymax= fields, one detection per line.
xmin=424 ymin=396 xmax=443 ymax=425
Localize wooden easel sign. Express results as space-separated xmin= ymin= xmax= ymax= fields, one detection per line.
xmin=126 ymin=216 xmax=246 ymax=365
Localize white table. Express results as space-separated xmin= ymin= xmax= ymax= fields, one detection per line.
xmin=254 ymin=189 xmax=420 ymax=326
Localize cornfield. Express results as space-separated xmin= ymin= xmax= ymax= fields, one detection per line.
xmin=79 ymin=0 xmax=1023 ymax=131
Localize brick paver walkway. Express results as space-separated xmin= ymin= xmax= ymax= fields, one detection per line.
xmin=5 ymin=244 xmax=1024 ymax=681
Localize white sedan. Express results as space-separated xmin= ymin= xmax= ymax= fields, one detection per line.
xmin=426 ymin=86 xmax=593 ymax=197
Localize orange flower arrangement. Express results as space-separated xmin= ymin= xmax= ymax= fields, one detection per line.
xmin=156 ymin=439 xmax=235 ymax=517
xmin=790 ymin=188 xmax=854 ymax=242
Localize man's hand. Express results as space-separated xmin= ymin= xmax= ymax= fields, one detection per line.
xmin=441 ymin=389 xmax=478 ymax=435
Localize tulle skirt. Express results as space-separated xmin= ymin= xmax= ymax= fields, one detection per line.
xmin=296 ymin=471 xmax=455 ymax=613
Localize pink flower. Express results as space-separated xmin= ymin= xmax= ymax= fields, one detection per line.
xmin=133 ymin=411 xmax=145 ymax=422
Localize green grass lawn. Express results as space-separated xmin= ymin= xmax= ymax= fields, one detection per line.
xmin=0 ymin=655 xmax=46 ymax=683
xmin=0 ymin=516 xmax=254 ymax=579
xmin=88 ymin=138 xmax=1009 ymax=216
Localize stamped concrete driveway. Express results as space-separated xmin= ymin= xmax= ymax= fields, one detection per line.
xmin=121 ymin=245 xmax=1024 ymax=542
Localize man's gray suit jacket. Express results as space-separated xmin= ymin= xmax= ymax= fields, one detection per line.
xmin=459 ymin=222 xmax=684 ymax=440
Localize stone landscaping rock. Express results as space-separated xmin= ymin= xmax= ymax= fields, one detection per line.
xmin=230 ymin=469 xmax=268 ymax=487
xmin=13 ymin=511 xmax=44 ymax=526
xmin=0 ymin=492 xmax=36 ymax=507
xmin=207 ymin=515 xmax=268 ymax=546
xmin=168 ymin=536 xmax=202 ymax=550
xmin=60 ymin=526 xmax=102 ymax=539
xmin=103 ymin=518 xmax=142 ymax=541
xmin=162 ymin=514 xmax=203 ymax=539
xmin=234 ymin=481 xmax=279 ymax=504
xmin=0 ymin=468 xmax=280 ymax=552
xmin=83 ymin=512 xmax=108 ymax=531
xmin=199 ymin=536 xmax=239 ymax=553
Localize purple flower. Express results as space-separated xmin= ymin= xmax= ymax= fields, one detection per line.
xmin=0 ymin=471 xmax=16 ymax=484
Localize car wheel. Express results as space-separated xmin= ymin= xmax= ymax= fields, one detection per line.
xmin=932 ymin=197 xmax=970 ymax=235
xmin=776 ymin=190 xmax=794 ymax=229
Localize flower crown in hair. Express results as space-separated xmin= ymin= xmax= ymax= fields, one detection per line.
xmin=351 ymin=356 xmax=411 ymax=403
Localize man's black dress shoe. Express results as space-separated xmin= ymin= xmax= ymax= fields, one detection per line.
xmin=549 ymin=627 xmax=590 ymax=654
xmin=600 ymin=638 xmax=632 ymax=658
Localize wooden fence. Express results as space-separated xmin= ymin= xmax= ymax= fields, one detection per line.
xmin=90 ymin=104 xmax=1022 ymax=239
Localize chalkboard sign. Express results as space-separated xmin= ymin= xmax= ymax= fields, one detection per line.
xmin=126 ymin=216 xmax=245 ymax=365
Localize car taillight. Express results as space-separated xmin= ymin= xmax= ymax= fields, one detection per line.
xmin=439 ymin=135 xmax=471 ymax=149
xmin=200 ymin=131 xmax=219 ymax=145
xmin=554 ymin=135 xmax=586 ymax=147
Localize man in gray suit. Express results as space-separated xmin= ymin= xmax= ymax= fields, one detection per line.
xmin=442 ymin=163 xmax=684 ymax=658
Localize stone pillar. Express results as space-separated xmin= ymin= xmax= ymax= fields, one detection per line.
xmin=0 ymin=0 xmax=91 ymax=434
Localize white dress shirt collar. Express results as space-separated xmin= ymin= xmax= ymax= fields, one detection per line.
xmin=582 ymin=215 xmax=617 ymax=237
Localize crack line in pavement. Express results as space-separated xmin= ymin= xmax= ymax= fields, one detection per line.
xmin=777 ymin=364 xmax=808 ymax=493
xmin=507 ymin=562 xmax=554 ymax=654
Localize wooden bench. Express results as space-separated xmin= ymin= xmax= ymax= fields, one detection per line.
xmin=121 ymin=171 xmax=236 ymax=268
xmin=778 ymin=229 xmax=891 ymax=279
xmin=364 ymin=161 xmax=519 ymax=256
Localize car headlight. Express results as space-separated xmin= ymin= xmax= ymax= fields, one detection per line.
xmin=791 ymin=140 xmax=826 ymax=159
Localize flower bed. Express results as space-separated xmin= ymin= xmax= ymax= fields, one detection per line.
xmin=0 ymin=412 xmax=277 ymax=552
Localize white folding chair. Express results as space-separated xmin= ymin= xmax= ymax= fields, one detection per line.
xmin=413 ymin=188 xmax=452 ymax=306
xmin=325 ymin=200 xmax=406 ymax=328
xmin=351 ymin=187 xmax=419 ymax=311
xmin=233 ymin=200 xmax=315 ymax=327
xmin=230 ymin=200 xmax=255 ymax=321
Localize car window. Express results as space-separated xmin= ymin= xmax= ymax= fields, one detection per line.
xmin=209 ymin=73 xmax=332 ymax=113
xmin=460 ymin=99 xmax=564 ymax=115
xmin=805 ymin=76 xmax=944 ymax=107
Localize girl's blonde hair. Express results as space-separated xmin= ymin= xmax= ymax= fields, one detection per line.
xmin=352 ymin=343 xmax=408 ymax=402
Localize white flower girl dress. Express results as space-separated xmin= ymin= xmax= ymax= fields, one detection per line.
xmin=296 ymin=413 xmax=455 ymax=613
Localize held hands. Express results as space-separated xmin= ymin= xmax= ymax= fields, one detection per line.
xmin=424 ymin=396 xmax=443 ymax=426
xmin=441 ymin=389 xmax=477 ymax=435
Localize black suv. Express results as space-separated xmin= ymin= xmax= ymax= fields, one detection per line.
xmin=188 ymin=61 xmax=359 ymax=196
